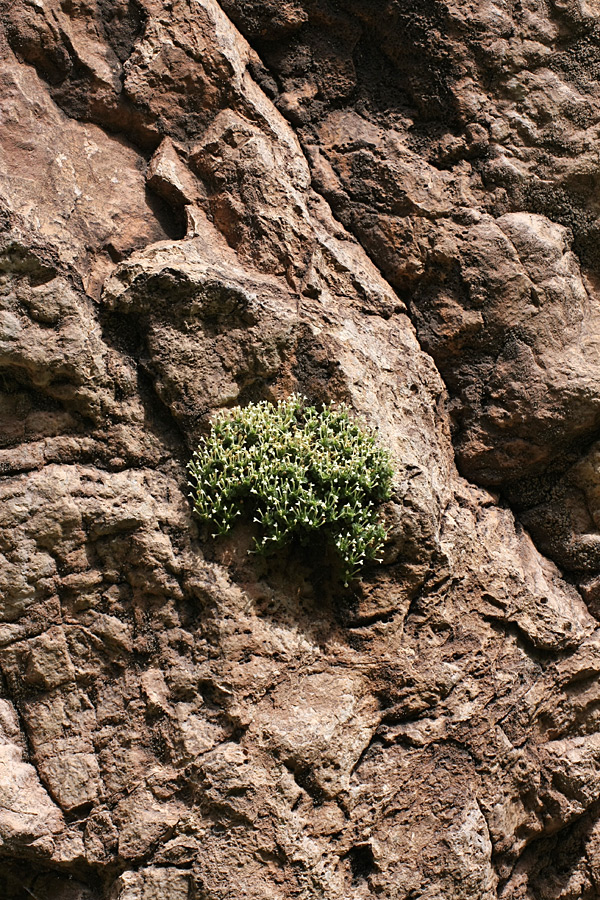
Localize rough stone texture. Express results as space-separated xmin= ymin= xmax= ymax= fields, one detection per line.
xmin=2 ymin=1 xmax=600 ymax=898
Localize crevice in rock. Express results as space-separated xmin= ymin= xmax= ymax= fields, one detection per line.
xmin=497 ymin=799 xmax=600 ymax=899
xmin=344 ymin=841 xmax=378 ymax=882
xmin=283 ymin=760 xmax=328 ymax=806
xmin=220 ymin=1 xmax=600 ymax=618
xmin=4 ymin=3 xmax=600 ymax=897
xmin=143 ymin=187 xmax=188 ymax=243
xmin=0 ymin=862 xmax=103 ymax=900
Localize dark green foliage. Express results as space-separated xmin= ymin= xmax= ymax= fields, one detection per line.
xmin=187 ymin=395 xmax=393 ymax=584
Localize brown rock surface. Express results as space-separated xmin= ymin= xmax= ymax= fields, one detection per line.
xmin=2 ymin=1 xmax=600 ymax=898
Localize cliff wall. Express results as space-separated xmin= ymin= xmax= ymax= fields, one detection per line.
xmin=2 ymin=2 xmax=600 ymax=897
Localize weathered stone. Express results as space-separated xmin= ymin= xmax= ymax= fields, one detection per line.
xmin=0 ymin=699 xmax=66 ymax=857
xmin=2 ymin=0 xmax=600 ymax=896
xmin=0 ymin=42 xmax=170 ymax=294
xmin=110 ymin=867 xmax=191 ymax=900
xmin=247 ymin=670 xmax=379 ymax=797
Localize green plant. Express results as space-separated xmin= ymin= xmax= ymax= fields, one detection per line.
xmin=187 ymin=395 xmax=393 ymax=584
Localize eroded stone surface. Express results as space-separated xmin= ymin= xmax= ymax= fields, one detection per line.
xmin=2 ymin=0 xmax=600 ymax=898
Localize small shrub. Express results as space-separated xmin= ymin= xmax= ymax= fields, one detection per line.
xmin=187 ymin=395 xmax=393 ymax=584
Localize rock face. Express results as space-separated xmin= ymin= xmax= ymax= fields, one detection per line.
xmin=3 ymin=1 xmax=600 ymax=897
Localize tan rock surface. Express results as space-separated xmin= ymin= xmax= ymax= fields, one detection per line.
xmin=2 ymin=1 xmax=600 ymax=898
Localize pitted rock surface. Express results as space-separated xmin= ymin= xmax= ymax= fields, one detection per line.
xmin=2 ymin=2 xmax=600 ymax=899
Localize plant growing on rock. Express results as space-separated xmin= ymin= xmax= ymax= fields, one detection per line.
xmin=187 ymin=395 xmax=394 ymax=584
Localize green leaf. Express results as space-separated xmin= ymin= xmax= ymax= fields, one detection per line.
xmin=188 ymin=395 xmax=393 ymax=585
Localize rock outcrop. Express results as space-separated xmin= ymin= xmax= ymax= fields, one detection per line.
xmin=2 ymin=1 xmax=600 ymax=898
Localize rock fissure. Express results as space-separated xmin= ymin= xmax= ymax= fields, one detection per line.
xmin=3 ymin=0 xmax=600 ymax=897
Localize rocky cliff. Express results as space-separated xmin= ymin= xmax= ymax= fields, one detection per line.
xmin=2 ymin=1 xmax=600 ymax=897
